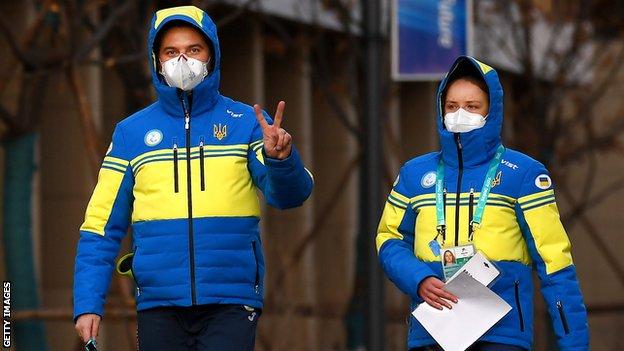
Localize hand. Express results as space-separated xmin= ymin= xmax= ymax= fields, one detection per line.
xmin=418 ymin=276 xmax=458 ymax=310
xmin=75 ymin=313 xmax=101 ymax=342
xmin=253 ymin=101 xmax=293 ymax=160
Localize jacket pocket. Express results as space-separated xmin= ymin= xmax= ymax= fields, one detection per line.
xmin=556 ymin=300 xmax=570 ymax=334
xmin=131 ymin=247 xmax=141 ymax=296
xmin=199 ymin=137 xmax=205 ymax=191
xmin=173 ymin=141 xmax=179 ymax=193
xmin=251 ymin=241 xmax=260 ymax=294
xmin=514 ymin=280 xmax=525 ymax=332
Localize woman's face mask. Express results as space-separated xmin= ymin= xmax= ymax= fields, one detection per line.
xmin=160 ymin=54 xmax=210 ymax=91
xmin=442 ymin=78 xmax=489 ymax=133
xmin=443 ymin=108 xmax=486 ymax=133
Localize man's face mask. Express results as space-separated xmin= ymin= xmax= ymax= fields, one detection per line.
xmin=443 ymin=108 xmax=486 ymax=133
xmin=160 ymin=54 xmax=210 ymax=91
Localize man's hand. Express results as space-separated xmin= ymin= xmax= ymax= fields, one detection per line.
xmin=75 ymin=313 xmax=101 ymax=342
xmin=418 ymin=276 xmax=458 ymax=310
xmin=253 ymin=101 xmax=292 ymax=160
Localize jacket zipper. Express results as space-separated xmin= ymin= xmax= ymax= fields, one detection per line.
xmin=454 ymin=133 xmax=463 ymax=246
xmin=199 ymin=137 xmax=205 ymax=191
xmin=173 ymin=141 xmax=179 ymax=193
xmin=181 ymin=94 xmax=197 ymax=305
xmin=251 ymin=241 xmax=260 ymax=294
xmin=557 ymin=300 xmax=570 ymax=334
xmin=468 ymin=187 xmax=474 ymax=240
xmin=514 ymin=280 xmax=525 ymax=332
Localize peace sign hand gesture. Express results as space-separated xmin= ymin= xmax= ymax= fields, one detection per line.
xmin=254 ymin=101 xmax=293 ymax=160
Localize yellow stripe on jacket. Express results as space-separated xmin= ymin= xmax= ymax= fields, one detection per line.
xmin=376 ymin=200 xmax=408 ymax=252
xmin=132 ymin=154 xmax=260 ymax=222
xmin=80 ymin=166 xmax=128 ymax=235
xmin=518 ymin=190 xmax=572 ymax=274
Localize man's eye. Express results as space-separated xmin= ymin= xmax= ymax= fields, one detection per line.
xmin=190 ymin=48 xmax=200 ymax=54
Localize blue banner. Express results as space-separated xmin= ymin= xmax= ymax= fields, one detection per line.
xmin=393 ymin=0 xmax=472 ymax=80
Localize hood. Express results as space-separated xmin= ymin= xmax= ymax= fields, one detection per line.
xmin=147 ymin=6 xmax=221 ymax=117
xmin=436 ymin=56 xmax=503 ymax=168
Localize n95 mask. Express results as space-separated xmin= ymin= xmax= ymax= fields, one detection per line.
xmin=160 ymin=55 xmax=209 ymax=91
xmin=443 ymin=108 xmax=486 ymax=133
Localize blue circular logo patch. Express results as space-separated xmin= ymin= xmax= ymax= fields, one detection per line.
xmin=144 ymin=129 xmax=163 ymax=147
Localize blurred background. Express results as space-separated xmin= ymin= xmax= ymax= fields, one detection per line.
xmin=0 ymin=0 xmax=623 ymax=350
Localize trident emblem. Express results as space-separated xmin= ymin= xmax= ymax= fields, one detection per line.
xmin=213 ymin=123 xmax=227 ymax=140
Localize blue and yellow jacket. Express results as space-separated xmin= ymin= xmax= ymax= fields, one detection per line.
xmin=376 ymin=56 xmax=588 ymax=350
xmin=73 ymin=6 xmax=313 ymax=321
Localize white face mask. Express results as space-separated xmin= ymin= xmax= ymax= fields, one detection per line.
xmin=160 ymin=55 xmax=209 ymax=91
xmin=443 ymin=108 xmax=487 ymax=133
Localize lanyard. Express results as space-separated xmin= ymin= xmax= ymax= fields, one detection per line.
xmin=435 ymin=144 xmax=505 ymax=243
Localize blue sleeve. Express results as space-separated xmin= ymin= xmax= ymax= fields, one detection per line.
xmin=376 ymin=167 xmax=438 ymax=301
xmin=73 ymin=125 xmax=134 ymax=322
xmin=247 ymin=111 xmax=313 ymax=210
xmin=516 ymin=161 xmax=589 ymax=350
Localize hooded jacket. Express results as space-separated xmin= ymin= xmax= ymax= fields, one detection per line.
xmin=376 ymin=56 xmax=588 ymax=350
xmin=73 ymin=6 xmax=313 ymax=321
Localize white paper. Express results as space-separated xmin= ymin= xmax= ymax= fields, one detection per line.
xmin=447 ymin=251 xmax=500 ymax=286
xmin=413 ymin=271 xmax=511 ymax=351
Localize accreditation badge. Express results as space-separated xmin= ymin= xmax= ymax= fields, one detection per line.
xmin=440 ymin=244 xmax=475 ymax=281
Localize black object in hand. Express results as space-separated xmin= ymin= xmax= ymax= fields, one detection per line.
xmin=85 ymin=338 xmax=98 ymax=351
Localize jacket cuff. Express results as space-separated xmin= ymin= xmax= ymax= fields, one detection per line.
xmin=263 ymin=146 xmax=302 ymax=169
xmin=73 ymin=303 xmax=104 ymax=324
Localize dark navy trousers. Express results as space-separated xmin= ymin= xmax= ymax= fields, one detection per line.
xmin=412 ymin=342 xmax=527 ymax=351
xmin=137 ymin=304 xmax=261 ymax=351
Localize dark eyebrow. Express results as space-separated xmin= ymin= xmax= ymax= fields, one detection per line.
xmin=161 ymin=46 xmax=177 ymax=52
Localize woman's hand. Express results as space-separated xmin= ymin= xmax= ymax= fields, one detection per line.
xmin=418 ymin=276 xmax=459 ymax=310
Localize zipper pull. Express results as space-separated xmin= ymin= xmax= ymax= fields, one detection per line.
xmin=181 ymin=93 xmax=191 ymax=130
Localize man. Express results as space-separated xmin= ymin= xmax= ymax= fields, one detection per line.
xmin=376 ymin=56 xmax=588 ymax=350
xmin=73 ymin=6 xmax=313 ymax=350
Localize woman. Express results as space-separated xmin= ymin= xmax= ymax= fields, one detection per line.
xmin=376 ymin=56 xmax=588 ymax=350
xmin=443 ymin=250 xmax=455 ymax=266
